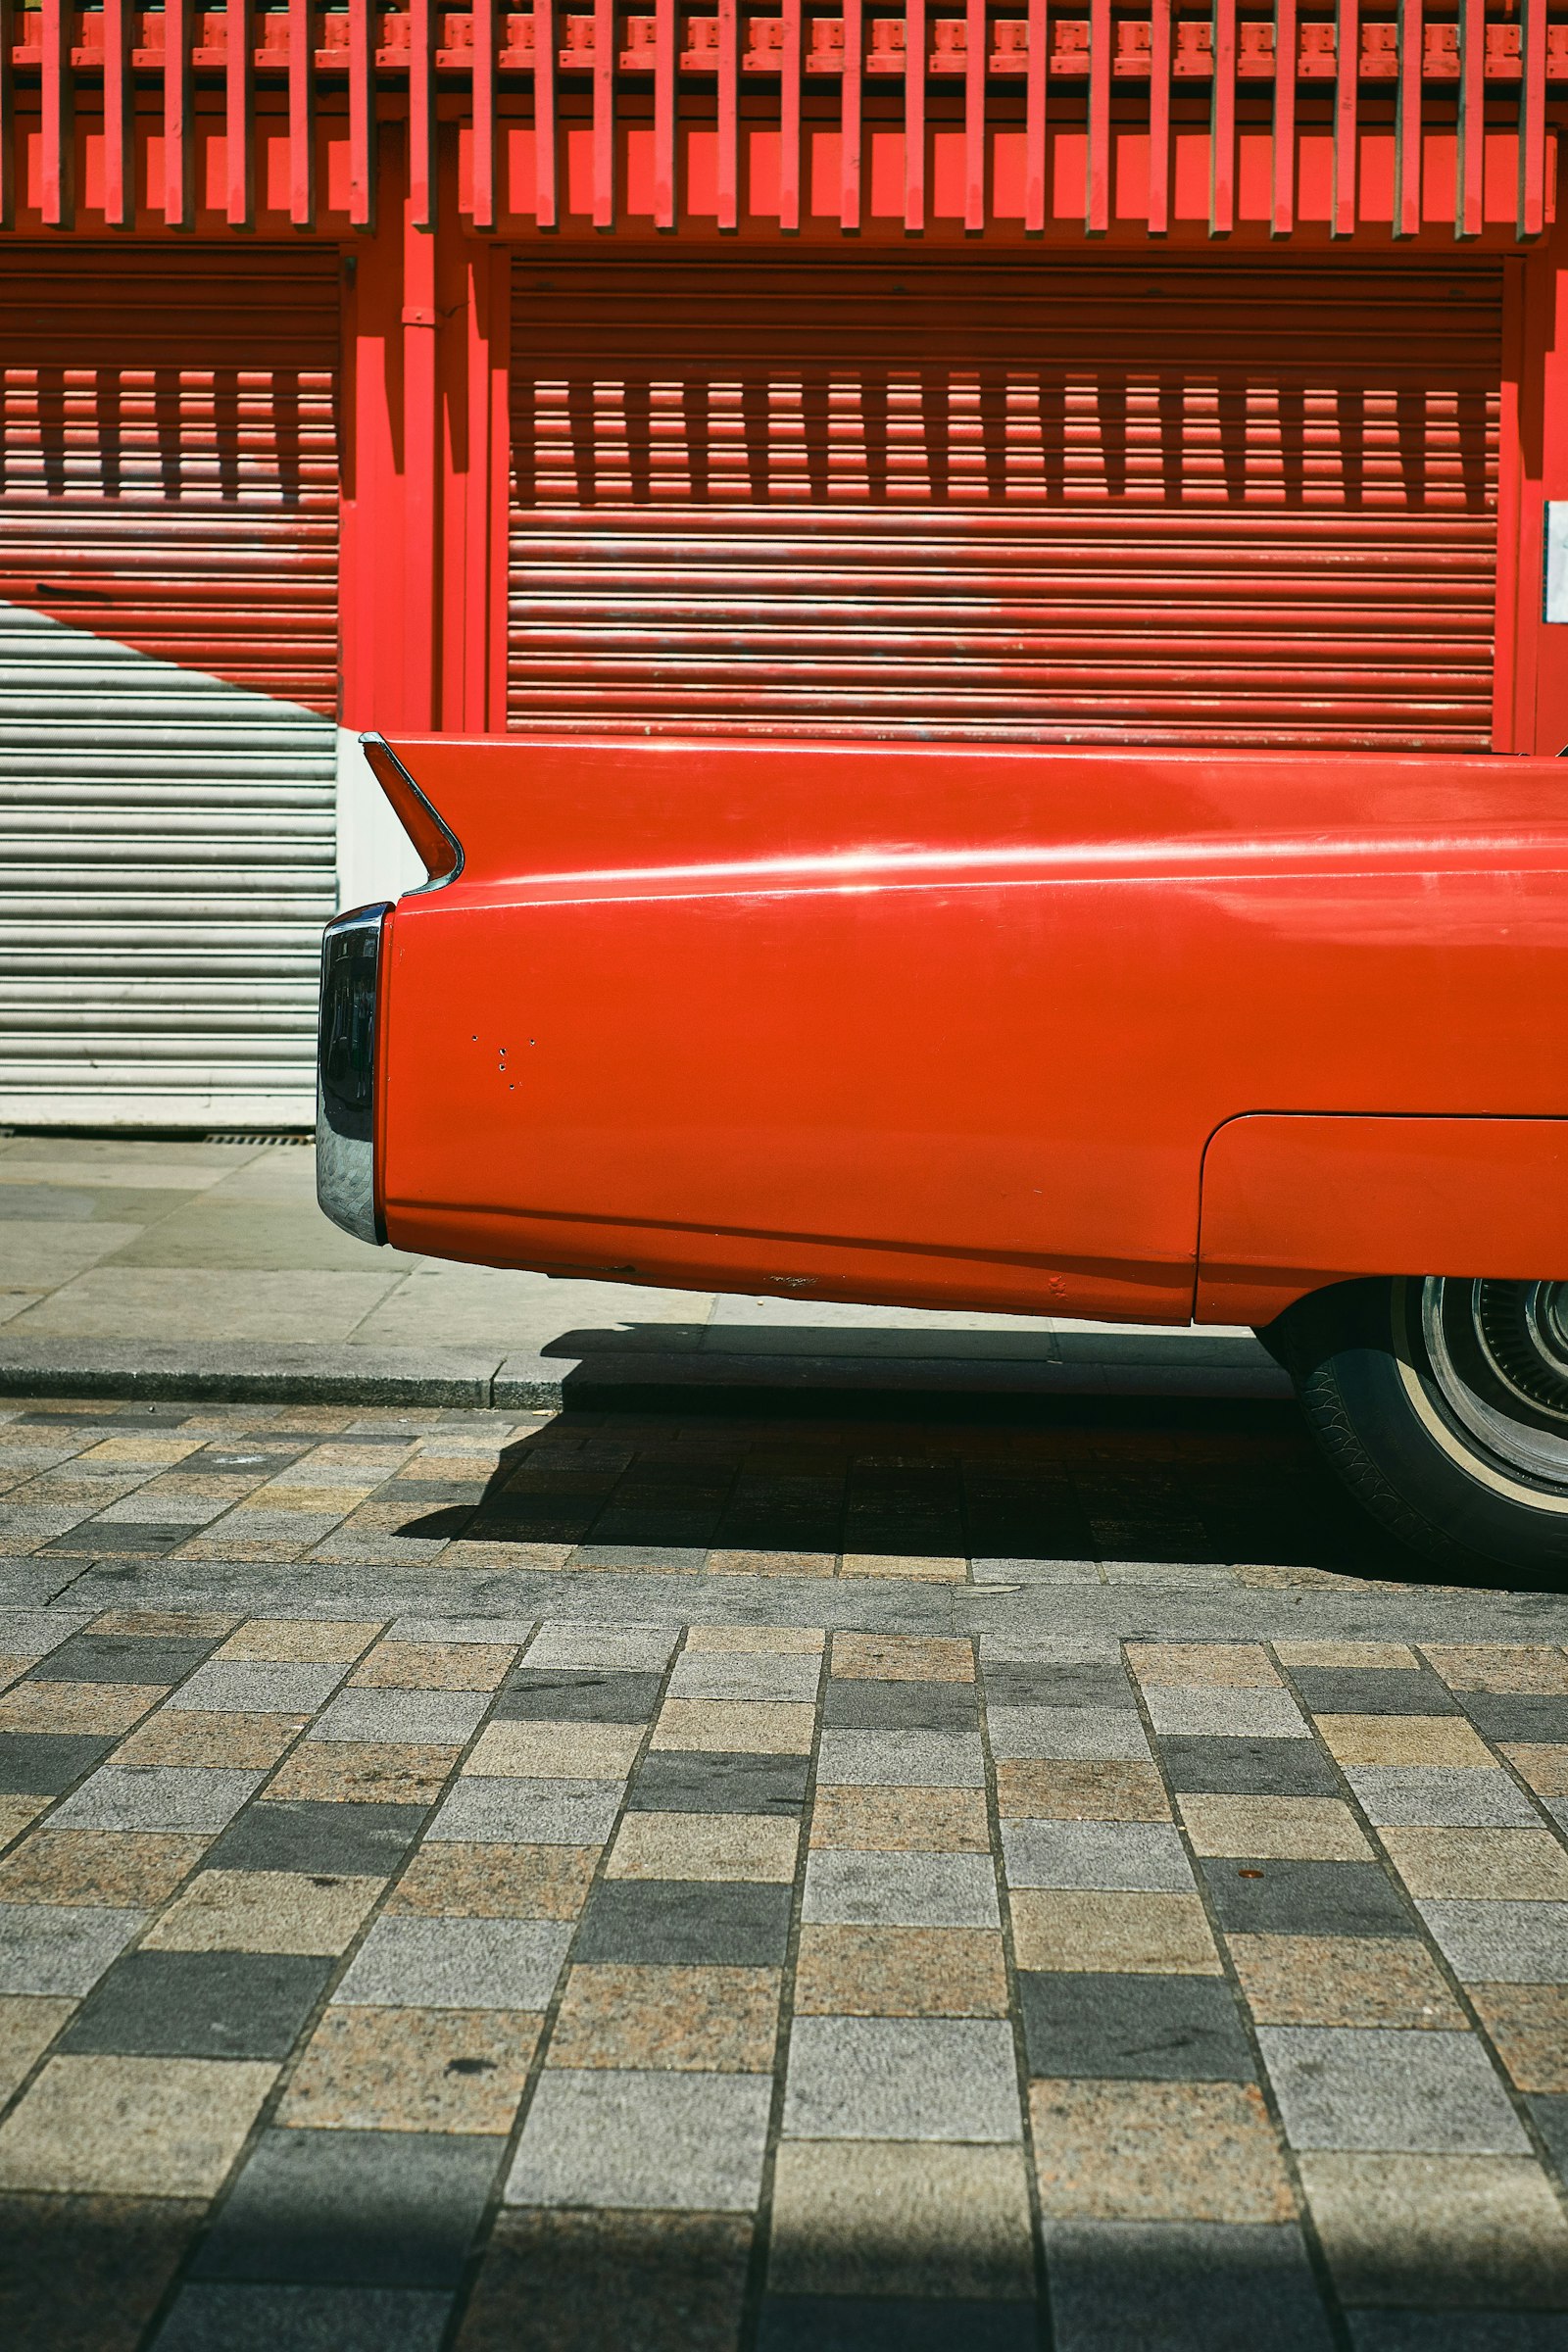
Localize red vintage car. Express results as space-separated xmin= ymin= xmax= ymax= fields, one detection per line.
xmin=318 ymin=730 xmax=1568 ymax=1582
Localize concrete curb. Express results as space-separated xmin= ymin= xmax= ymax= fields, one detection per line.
xmin=0 ymin=1338 xmax=1294 ymax=1410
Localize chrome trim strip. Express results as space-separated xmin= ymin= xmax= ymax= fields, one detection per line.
xmin=359 ymin=733 xmax=465 ymax=894
xmin=317 ymin=901 xmax=392 ymax=1247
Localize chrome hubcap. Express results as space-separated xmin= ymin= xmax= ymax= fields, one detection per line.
xmin=1418 ymin=1277 xmax=1568 ymax=1486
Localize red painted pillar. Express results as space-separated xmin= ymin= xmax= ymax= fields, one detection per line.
xmin=1498 ymin=224 xmax=1568 ymax=756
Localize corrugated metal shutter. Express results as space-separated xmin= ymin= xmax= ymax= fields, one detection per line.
xmin=0 ymin=248 xmax=340 ymax=1129
xmin=509 ymin=258 xmax=1500 ymax=750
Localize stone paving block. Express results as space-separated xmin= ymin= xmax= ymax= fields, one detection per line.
xmin=981 ymin=1661 xmax=1136 ymax=1711
xmin=574 ymin=1880 xmax=793 ymax=1967
xmin=971 ymin=1557 xmax=1101 ymax=1586
xmin=1466 ymin=1984 xmax=1568 ymax=2093
xmin=606 ymin=1811 xmax=800 ymax=1883
xmin=547 ymin=1963 xmax=782 ymax=2072
xmin=840 ymin=1553 xmax=968 ymax=1584
xmin=1020 ymin=1972 xmax=1254 ymax=2082
xmin=0 ymin=1682 xmax=169 ymax=1736
xmin=454 ymin=2208 xmax=752 ymax=2352
xmin=388 ymin=1842 xmax=599 ymax=1920
xmin=167 ymin=1662 xmax=350 ymax=1715
xmin=1199 ymin=1857 xmax=1415 ymax=1937
xmin=30 ymin=1631 xmax=220 ymax=1685
xmin=217 ymin=1620 xmax=383 ymax=1664
xmin=0 ymin=1828 xmax=206 ymax=1907
xmin=1345 ymin=1766 xmax=1540 ymax=1829
xmin=495 ymin=1670 xmax=665 ymax=1724
xmin=809 ymin=1787 xmax=991 ymax=1850
xmin=667 ymin=1654 xmax=821 ymax=1703
xmin=686 ymin=1625 xmax=825 ymax=1655
xmin=115 ymin=1709 xmax=306 ymax=1771
xmin=1178 ymin=1796 xmax=1373 ymax=1861
xmin=464 ymin=1722 xmax=645 ymax=1778
xmin=652 ymin=1700 xmax=816 ymax=1755
xmin=308 ymin=1690 xmax=491 ymax=1745
xmin=817 ymin=1729 xmax=987 ymax=1788
xmin=427 ymin=1778 xmax=624 ymax=1847
xmin=1298 ymin=2151 xmax=1568 ymax=2308
xmin=1346 ymin=2317 xmax=1568 ymax=2351
xmin=767 ymin=2139 xmax=1035 ymax=2299
xmin=1530 ymin=2090 xmax=1568 ymax=2182
xmin=984 ymin=1707 xmax=1152 ymax=1763
xmin=144 ymin=1867 xmax=384 ymax=1955
xmin=1459 ymin=1695 xmax=1568 ymax=1744
xmin=152 ymin=2282 xmax=455 ymax=2352
xmin=627 ymin=1752 xmax=810 ymax=1815
xmin=1417 ymin=1899 xmax=1568 ymax=1984
xmin=1422 ymin=1645 xmax=1568 ymax=1695
xmin=0 ymin=2053 xmax=277 ymax=2195
xmin=265 ymin=1740 xmax=459 ymax=1807
xmin=1001 ymin=1821 xmax=1195 ymax=1892
xmin=206 ymin=1799 xmax=427 ymax=1877
xmin=388 ymin=1617 xmax=537 ymax=1650
xmin=1316 ymin=1717 xmax=1495 ymax=1769
xmin=278 ymin=2005 xmax=541 ymax=2134
xmin=0 ymin=1992 xmax=74 ymax=2098
xmin=1275 ymin=1642 xmax=1419 ymax=1671
xmin=1159 ymin=1736 xmax=1342 ymax=1796
xmin=1142 ymin=1688 xmax=1310 ymax=1738
xmin=505 ymin=2070 xmax=772 ymax=2211
xmin=0 ymin=1902 xmax=145 ymax=1994
xmin=758 ymin=2296 xmax=1041 ymax=2350
xmin=1227 ymin=1936 xmax=1466 ymax=2031
xmin=821 ymin=1682 xmax=977 ymax=1734
xmin=1125 ymin=1644 xmax=1282 ymax=1689
xmin=192 ymin=2127 xmax=504 ymax=2286
xmin=1289 ymin=1668 xmax=1460 ymax=1718
xmin=48 ymin=1764 xmax=266 ymax=1837
xmin=335 ymin=1917 xmax=572 ymax=2010
xmin=1258 ymin=2026 xmax=1529 ymax=2153
xmin=1030 ymin=2080 xmax=1293 ymax=2222
xmin=794 ymin=1925 xmax=1010 ymax=2018
xmin=781 ymin=2016 xmax=1021 ymax=2143
xmin=516 ymin=1623 xmax=678 ymax=1672
xmin=802 ymin=1849 xmax=1001 ymax=1927
xmin=0 ymin=1794 xmax=43 ymax=1847
xmin=992 ymin=1760 xmax=1171 ymax=1823
xmin=1381 ymin=1827 xmax=1568 ymax=1902
xmin=0 ymin=2186 xmax=204 ymax=2352
xmin=1506 ymin=1746 xmax=1568 ymax=1802
xmin=1009 ymin=1890 xmax=1222 ymax=1976
xmin=832 ymin=1635 xmax=973 ymax=1682
xmin=1040 ymin=2220 xmax=1334 ymax=2352
xmin=349 ymin=1643 xmax=516 ymax=1692
xmin=62 ymin=1946 xmax=332 ymax=2059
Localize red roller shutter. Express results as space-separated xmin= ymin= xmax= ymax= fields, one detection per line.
xmin=509 ymin=258 xmax=1500 ymax=751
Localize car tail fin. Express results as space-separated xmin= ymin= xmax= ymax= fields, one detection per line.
xmin=361 ymin=734 xmax=465 ymax=888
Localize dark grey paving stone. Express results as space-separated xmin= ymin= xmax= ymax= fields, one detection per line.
xmin=41 ymin=1526 xmax=199 ymax=1555
xmin=28 ymin=1632 xmax=220 ymax=1684
xmin=0 ymin=1730 xmax=113 ymax=1794
xmin=983 ymin=1661 xmax=1135 ymax=1710
xmin=1528 ymin=2092 xmax=1568 ymax=2182
xmin=625 ymin=1751 xmax=810 ymax=1814
xmin=1287 ymin=1668 xmax=1459 ymax=1718
xmin=153 ymin=2283 xmax=456 ymax=2352
xmin=1019 ymin=1972 xmax=1254 ymax=2082
xmin=1458 ymin=1693 xmax=1568 ymax=1743
xmin=1043 ymin=2220 xmax=1335 ymax=2352
xmin=1347 ymin=2316 xmax=1568 ymax=2351
xmin=191 ymin=2129 xmax=505 ymax=2287
xmin=1198 ymin=1857 xmax=1414 ymax=1936
xmin=574 ymin=1880 xmax=793 ymax=1965
xmin=1158 ymin=1737 xmax=1343 ymax=1797
xmin=822 ymin=1682 xmax=977 ymax=1734
xmin=62 ymin=1948 xmax=333 ymax=2060
xmin=205 ymin=1801 xmax=427 ymax=1877
xmin=493 ymin=1669 xmax=665 ymax=1723
xmin=758 ymin=2299 xmax=1039 ymax=2351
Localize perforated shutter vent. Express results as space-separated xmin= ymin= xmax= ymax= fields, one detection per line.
xmin=509 ymin=257 xmax=1500 ymax=750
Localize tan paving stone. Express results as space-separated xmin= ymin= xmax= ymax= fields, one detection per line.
xmin=0 ymin=1683 xmax=167 ymax=1736
xmin=651 ymin=1699 xmax=815 ymax=1754
xmin=75 ymin=1438 xmax=205 ymax=1468
xmin=91 ymin=1611 xmax=237 ymax=1640
xmin=683 ymin=1625 xmax=824 ymax=1653
xmin=455 ymin=2210 xmax=752 ymax=2352
xmin=1010 ymin=1890 xmax=1221 ymax=1976
xmin=1423 ymin=1645 xmax=1568 ymax=1695
xmin=278 ymin=2005 xmax=540 ymax=2132
xmin=1032 ymin=2079 xmax=1292 ymax=2223
xmin=216 ymin=1618 xmax=382 ymax=1662
xmin=144 ymin=1867 xmax=385 ymax=1954
xmin=1299 ymin=2152 xmax=1568 ymax=2308
xmin=0 ymin=1832 xmax=208 ymax=1909
xmin=1273 ymin=1642 xmax=1420 ymax=1670
xmin=0 ymin=2190 xmax=202 ymax=2352
xmin=1227 ymin=1935 xmax=1467 ymax=2030
xmin=1504 ymin=1745 xmax=1568 ymax=1800
xmin=769 ymin=2140 xmax=1034 ymax=2298
xmin=832 ymin=1635 xmax=974 ymax=1683
xmin=1125 ymin=1643 xmax=1280 ymax=1689
xmin=388 ymin=1842 xmax=600 ymax=1920
xmin=995 ymin=1760 xmax=1170 ymax=1823
xmin=606 ymin=1812 xmax=800 ymax=1883
xmin=113 ymin=1710 xmax=305 ymax=1770
xmin=1178 ymin=1794 xmax=1373 ymax=1862
xmin=1380 ymin=1827 xmax=1568 ymax=1901
xmin=0 ymin=1797 xmax=46 ymax=1850
xmin=1315 ymin=1715 xmax=1494 ymax=1769
xmin=465 ymin=1721 xmax=643 ymax=1777
xmin=1468 ymin=1984 xmax=1568 ymax=2092
xmin=547 ymin=1964 xmax=781 ymax=2071
xmin=265 ymin=1740 xmax=460 ymax=1805
xmin=708 ymin=1549 xmax=836 ymax=1578
xmin=349 ymin=1641 xmax=516 ymax=1690
xmin=0 ymin=1997 xmax=74 ymax=2102
xmin=839 ymin=1553 xmax=967 ymax=1583
xmin=793 ymin=1925 xmax=1009 ymax=2017
xmin=809 ymin=1787 xmax=991 ymax=1851
xmin=0 ymin=1654 xmax=36 ymax=1692
xmin=0 ymin=2056 xmax=276 ymax=2195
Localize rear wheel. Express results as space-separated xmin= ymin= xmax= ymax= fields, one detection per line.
xmin=1261 ymin=1277 xmax=1568 ymax=1582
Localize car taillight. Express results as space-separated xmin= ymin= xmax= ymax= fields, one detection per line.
xmin=317 ymin=902 xmax=390 ymax=1245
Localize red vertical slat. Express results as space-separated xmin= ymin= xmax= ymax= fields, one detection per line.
xmin=779 ymin=0 xmax=803 ymax=229
xmin=906 ymin=0 xmax=926 ymax=229
xmin=1519 ymin=0 xmax=1546 ymax=238
xmin=717 ymin=0 xmax=739 ymax=228
xmin=535 ymin=0 xmax=558 ymax=225
xmin=226 ymin=0 xmax=255 ymax=227
xmin=653 ymin=0 xmax=676 ymax=227
xmin=166 ymin=0 xmax=194 ymax=225
xmin=1210 ymin=0 xmax=1236 ymax=234
xmin=103 ymin=0 xmax=132 ymax=225
xmin=964 ymin=0 xmax=985 ymax=229
xmin=1456 ymin=0 xmax=1484 ymax=236
xmin=593 ymin=0 xmax=614 ymax=225
xmin=290 ymin=0 xmax=316 ymax=225
xmin=1086 ymin=0 xmax=1110 ymax=232
xmin=410 ymin=0 xmax=436 ymax=227
xmin=1147 ymin=0 xmax=1170 ymax=234
xmin=842 ymin=0 xmax=863 ymax=229
xmin=41 ymin=0 xmax=72 ymax=226
xmin=472 ymin=0 xmax=498 ymax=228
xmin=1271 ymin=0 xmax=1296 ymax=235
xmin=1332 ymin=0 xmax=1358 ymax=235
xmin=1393 ymin=0 xmax=1420 ymax=237
xmin=1025 ymin=0 xmax=1049 ymax=230
xmin=348 ymin=0 xmax=376 ymax=228
xmin=0 ymin=0 xmax=13 ymax=230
